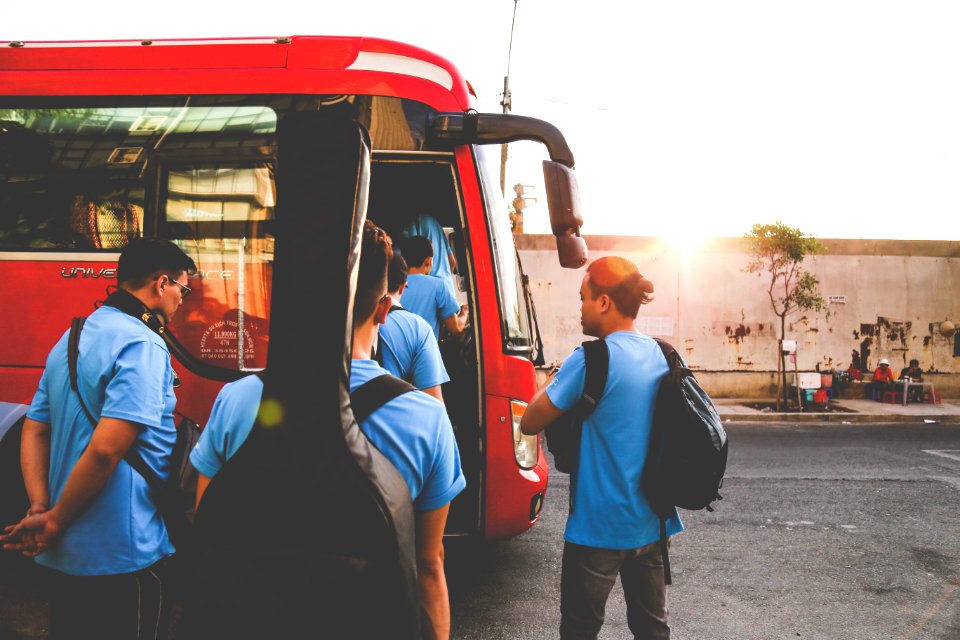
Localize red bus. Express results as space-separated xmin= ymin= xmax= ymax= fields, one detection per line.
xmin=0 ymin=35 xmax=587 ymax=540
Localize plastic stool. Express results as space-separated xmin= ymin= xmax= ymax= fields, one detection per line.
xmin=922 ymin=391 xmax=942 ymax=405
xmin=882 ymin=391 xmax=903 ymax=404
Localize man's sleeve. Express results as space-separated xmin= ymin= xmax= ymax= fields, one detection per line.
xmin=436 ymin=281 xmax=460 ymax=320
xmin=189 ymin=390 xmax=232 ymax=478
xmin=101 ymin=340 xmax=170 ymax=429
xmin=415 ymin=408 xmax=466 ymax=513
xmin=545 ymin=347 xmax=587 ymax=412
xmin=410 ymin=322 xmax=450 ymax=389
xmin=26 ymin=369 xmax=51 ymax=424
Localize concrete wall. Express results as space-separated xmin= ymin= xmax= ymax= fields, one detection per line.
xmin=517 ymin=235 xmax=960 ymax=397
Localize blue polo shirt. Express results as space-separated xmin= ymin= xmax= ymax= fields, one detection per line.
xmin=401 ymin=273 xmax=460 ymax=339
xmin=27 ymin=305 xmax=177 ymax=576
xmin=379 ymin=304 xmax=450 ymax=390
xmin=546 ymin=331 xmax=683 ymax=550
xmin=191 ymin=360 xmax=465 ymax=513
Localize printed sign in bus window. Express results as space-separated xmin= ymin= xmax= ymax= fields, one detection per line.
xmin=166 ymin=165 xmax=275 ymax=223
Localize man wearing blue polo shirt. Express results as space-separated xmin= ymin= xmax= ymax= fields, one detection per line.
xmin=2 ymin=239 xmax=196 ymax=639
xmin=398 ymin=235 xmax=468 ymax=340
xmin=520 ymin=256 xmax=682 ymax=640
xmin=379 ymin=253 xmax=450 ymax=401
xmin=399 ymin=212 xmax=457 ymax=293
xmin=191 ymin=222 xmax=465 ymax=640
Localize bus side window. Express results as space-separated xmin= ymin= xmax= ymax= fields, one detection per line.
xmin=68 ymin=195 xmax=143 ymax=250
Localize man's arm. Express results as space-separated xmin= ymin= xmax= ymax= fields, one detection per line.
xmin=20 ymin=418 xmax=51 ymax=515
xmin=442 ymin=305 xmax=468 ymax=335
xmin=416 ymin=504 xmax=451 ymax=640
xmin=422 ymin=386 xmax=444 ymax=402
xmin=2 ymin=417 xmax=140 ymax=556
xmin=520 ymin=375 xmax=566 ymax=435
xmin=195 ymin=473 xmax=212 ymax=510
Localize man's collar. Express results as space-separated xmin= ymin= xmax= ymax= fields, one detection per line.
xmin=389 ymin=294 xmax=403 ymax=308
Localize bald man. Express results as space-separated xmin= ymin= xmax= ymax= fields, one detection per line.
xmin=521 ymin=256 xmax=683 ymax=640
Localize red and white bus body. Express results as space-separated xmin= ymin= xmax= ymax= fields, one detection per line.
xmin=0 ymin=36 xmax=589 ymax=539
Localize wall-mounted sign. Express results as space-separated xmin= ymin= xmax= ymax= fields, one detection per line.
xmin=828 ymin=295 xmax=847 ymax=304
xmin=635 ymin=315 xmax=674 ymax=337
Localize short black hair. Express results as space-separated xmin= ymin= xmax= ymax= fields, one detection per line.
xmin=117 ymin=238 xmax=197 ymax=287
xmin=910 ymin=359 xmax=920 ymax=367
xmin=354 ymin=221 xmax=393 ymax=324
xmin=388 ymin=253 xmax=408 ymax=293
xmin=398 ymin=235 xmax=433 ymax=269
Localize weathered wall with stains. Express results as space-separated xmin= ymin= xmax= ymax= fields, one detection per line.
xmin=517 ymin=235 xmax=960 ymax=397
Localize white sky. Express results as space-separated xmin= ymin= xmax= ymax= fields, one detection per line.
xmin=4 ymin=0 xmax=960 ymax=240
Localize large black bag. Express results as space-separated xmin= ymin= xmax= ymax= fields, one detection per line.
xmin=180 ymin=110 xmax=422 ymax=640
xmin=544 ymin=340 xmax=608 ymax=474
xmin=642 ymin=339 xmax=728 ymax=584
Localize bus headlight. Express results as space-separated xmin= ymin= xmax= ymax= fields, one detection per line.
xmin=510 ymin=400 xmax=538 ymax=469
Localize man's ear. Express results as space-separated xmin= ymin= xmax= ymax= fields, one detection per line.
xmin=397 ymin=282 xmax=406 ymax=296
xmin=373 ymin=298 xmax=390 ymax=326
xmin=153 ymin=274 xmax=167 ymax=297
xmin=597 ymin=293 xmax=612 ymax=313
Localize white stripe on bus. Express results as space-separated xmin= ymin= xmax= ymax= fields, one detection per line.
xmin=347 ymin=52 xmax=453 ymax=90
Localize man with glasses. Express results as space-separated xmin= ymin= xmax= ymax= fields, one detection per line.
xmin=2 ymin=238 xmax=196 ymax=640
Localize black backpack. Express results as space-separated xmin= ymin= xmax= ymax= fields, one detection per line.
xmin=67 ymin=316 xmax=200 ymax=554
xmin=544 ymin=340 xmax=609 ymax=474
xmin=642 ymin=339 xmax=728 ymax=585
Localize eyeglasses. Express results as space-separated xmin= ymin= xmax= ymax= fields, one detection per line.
xmin=155 ymin=275 xmax=191 ymax=299
xmin=170 ymin=278 xmax=192 ymax=298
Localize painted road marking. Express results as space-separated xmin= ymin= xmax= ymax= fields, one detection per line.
xmin=922 ymin=449 xmax=960 ymax=462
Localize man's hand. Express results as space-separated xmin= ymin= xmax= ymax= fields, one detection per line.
xmin=1 ymin=510 xmax=63 ymax=557
xmin=443 ymin=305 xmax=469 ymax=335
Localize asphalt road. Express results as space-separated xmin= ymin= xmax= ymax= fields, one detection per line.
xmin=3 ymin=423 xmax=959 ymax=639
xmin=446 ymin=423 xmax=960 ymax=640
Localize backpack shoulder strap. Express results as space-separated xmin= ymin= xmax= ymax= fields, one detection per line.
xmin=68 ymin=316 xmax=165 ymax=492
xmin=654 ymin=338 xmax=683 ymax=370
xmin=351 ymin=374 xmax=417 ymax=424
xmin=577 ymin=339 xmax=609 ymax=416
xmin=68 ymin=317 xmax=98 ymax=428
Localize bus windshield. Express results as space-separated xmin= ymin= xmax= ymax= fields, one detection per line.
xmin=475 ymin=145 xmax=534 ymax=352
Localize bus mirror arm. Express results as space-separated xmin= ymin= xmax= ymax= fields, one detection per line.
xmin=429 ymin=112 xmax=575 ymax=168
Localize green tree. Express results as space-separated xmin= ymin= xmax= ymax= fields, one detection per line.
xmin=744 ymin=221 xmax=828 ymax=410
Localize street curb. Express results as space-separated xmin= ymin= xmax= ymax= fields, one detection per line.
xmin=718 ymin=413 xmax=960 ymax=424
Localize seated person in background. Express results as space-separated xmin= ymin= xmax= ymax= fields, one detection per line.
xmin=378 ymin=253 xmax=450 ymax=402
xmin=190 ymin=221 xmax=466 ymax=639
xmin=873 ymin=358 xmax=896 ymax=397
xmin=399 ymin=212 xmax=457 ymax=291
xmin=899 ymin=358 xmax=924 ymax=402
xmin=399 ymin=235 xmax=468 ymax=340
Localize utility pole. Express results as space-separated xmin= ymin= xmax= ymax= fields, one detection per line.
xmin=500 ymin=0 xmax=519 ymax=195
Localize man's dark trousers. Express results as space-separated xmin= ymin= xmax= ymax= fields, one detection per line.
xmin=559 ymin=540 xmax=669 ymax=640
xmin=48 ymin=557 xmax=171 ymax=640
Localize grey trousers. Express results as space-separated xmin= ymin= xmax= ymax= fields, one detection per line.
xmin=559 ymin=540 xmax=669 ymax=640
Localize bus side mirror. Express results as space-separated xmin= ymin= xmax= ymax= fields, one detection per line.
xmin=543 ymin=160 xmax=588 ymax=269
